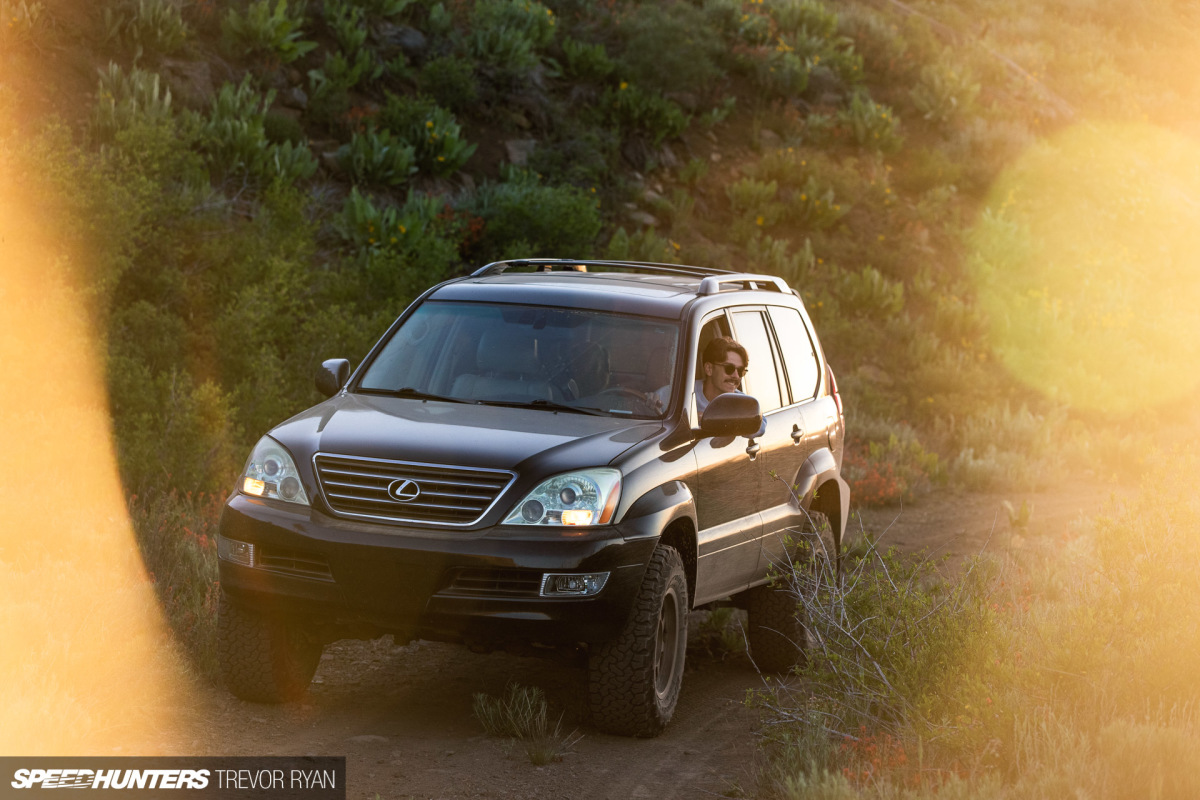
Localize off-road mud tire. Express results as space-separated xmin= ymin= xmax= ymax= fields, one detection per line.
xmin=217 ymin=593 xmax=321 ymax=703
xmin=587 ymin=545 xmax=688 ymax=737
xmin=744 ymin=581 xmax=807 ymax=673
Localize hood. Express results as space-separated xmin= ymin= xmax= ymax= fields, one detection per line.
xmin=270 ymin=393 xmax=663 ymax=474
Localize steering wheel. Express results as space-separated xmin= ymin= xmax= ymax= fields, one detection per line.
xmin=595 ymin=386 xmax=658 ymax=412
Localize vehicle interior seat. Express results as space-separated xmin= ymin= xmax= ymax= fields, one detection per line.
xmin=451 ymin=335 xmax=559 ymax=401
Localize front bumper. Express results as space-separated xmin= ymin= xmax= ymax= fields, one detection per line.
xmin=218 ymin=494 xmax=660 ymax=646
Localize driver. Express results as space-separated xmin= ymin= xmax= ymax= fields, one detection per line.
xmin=694 ymin=336 xmax=748 ymax=414
xmin=651 ymin=335 xmax=748 ymax=414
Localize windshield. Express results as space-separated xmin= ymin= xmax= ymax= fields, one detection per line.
xmin=358 ymin=301 xmax=680 ymax=419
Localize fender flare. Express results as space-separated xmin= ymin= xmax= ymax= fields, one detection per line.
xmin=621 ymin=481 xmax=699 ymax=602
xmin=621 ymin=480 xmax=697 ymax=540
xmin=792 ymin=449 xmax=850 ymax=554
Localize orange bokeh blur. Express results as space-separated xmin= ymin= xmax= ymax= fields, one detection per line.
xmin=0 ymin=138 xmax=186 ymax=754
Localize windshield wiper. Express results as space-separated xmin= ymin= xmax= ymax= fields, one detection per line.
xmin=479 ymin=399 xmax=609 ymax=416
xmin=360 ymin=387 xmax=472 ymax=404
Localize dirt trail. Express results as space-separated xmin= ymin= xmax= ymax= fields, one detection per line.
xmin=192 ymin=631 xmax=766 ymax=799
xmin=187 ymin=481 xmax=1121 ymax=799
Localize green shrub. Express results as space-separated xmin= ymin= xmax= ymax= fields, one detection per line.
xmin=343 ymin=0 xmax=413 ymax=16
xmin=772 ymin=0 xmax=838 ymax=38
xmin=103 ymin=0 xmax=190 ymax=55
xmin=468 ymin=26 xmax=536 ymax=85
xmin=128 ymin=490 xmax=223 ymax=677
xmin=744 ymin=232 xmax=815 ymax=288
xmin=604 ymin=226 xmax=679 ymax=263
xmin=472 ymin=684 xmax=579 ymax=765
xmin=379 ymin=93 xmax=477 ymax=177
xmin=109 ymin=355 xmax=241 ymax=493
xmin=90 ymin=63 xmax=175 ymax=144
xmin=616 ymin=2 xmax=725 ymax=95
xmin=727 ymin=177 xmax=783 ymax=231
xmin=197 ymin=76 xmax=272 ymax=174
xmin=472 ymin=0 xmax=556 ymax=50
xmin=836 ymin=265 xmax=903 ymax=316
xmin=305 ymin=54 xmax=370 ymax=128
xmin=526 ymin=125 xmax=617 ymax=190
xmin=473 ymin=683 xmax=548 ymax=738
xmin=337 ymin=128 xmax=418 ymax=186
xmin=784 ymin=174 xmax=849 ymax=230
xmin=198 ymin=77 xmax=317 ymax=183
xmin=323 ymin=0 xmax=369 ymax=52
xmin=752 ymin=49 xmax=811 ymax=98
xmin=332 ymin=188 xmax=470 ymax=301
xmin=469 ymin=0 xmax=557 ymax=83
xmin=677 ymin=157 xmax=709 ymax=186
xmin=838 ymin=90 xmax=902 ymax=151
xmin=699 ymin=96 xmax=737 ymax=129
xmin=0 ymin=0 xmax=46 ymax=48
xmin=704 ymin=0 xmax=769 ymax=45
xmin=418 ymin=55 xmax=480 ymax=112
xmin=560 ymin=37 xmax=614 ymax=81
xmin=221 ymin=0 xmax=316 ymax=63
xmin=841 ymin=425 xmax=940 ymax=505
xmin=311 ymin=47 xmax=381 ymax=98
xmin=263 ymin=110 xmax=306 ymax=145
xmin=910 ymin=50 xmax=981 ymax=124
xmin=603 ymin=83 xmax=690 ymax=145
xmin=465 ymin=169 xmax=602 ymax=261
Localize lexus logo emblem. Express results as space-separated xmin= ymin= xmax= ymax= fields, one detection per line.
xmin=387 ymin=479 xmax=421 ymax=503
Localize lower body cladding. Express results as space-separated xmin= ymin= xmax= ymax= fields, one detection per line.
xmin=217 ymin=494 xmax=659 ymax=648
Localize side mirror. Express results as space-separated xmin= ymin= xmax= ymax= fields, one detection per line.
xmin=699 ymin=393 xmax=762 ymax=438
xmin=315 ymin=358 xmax=350 ymax=398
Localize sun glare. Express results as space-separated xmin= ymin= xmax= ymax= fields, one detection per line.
xmin=0 ymin=143 xmax=186 ymax=754
xmin=968 ymin=122 xmax=1200 ymax=417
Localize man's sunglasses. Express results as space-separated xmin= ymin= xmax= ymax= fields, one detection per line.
xmin=713 ymin=361 xmax=748 ymax=378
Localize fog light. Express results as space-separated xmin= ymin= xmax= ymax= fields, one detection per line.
xmin=540 ymin=572 xmax=609 ymax=597
xmin=217 ymin=535 xmax=256 ymax=568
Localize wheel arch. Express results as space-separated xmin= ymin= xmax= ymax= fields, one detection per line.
xmin=622 ymin=480 xmax=698 ymax=608
xmin=791 ymin=448 xmax=850 ymax=557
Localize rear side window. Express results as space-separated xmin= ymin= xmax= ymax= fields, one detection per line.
xmin=768 ymin=306 xmax=820 ymax=403
xmin=731 ymin=310 xmax=784 ymax=412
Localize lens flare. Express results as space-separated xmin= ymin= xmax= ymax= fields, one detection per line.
xmin=968 ymin=122 xmax=1200 ymax=416
xmin=0 ymin=139 xmax=187 ymax=754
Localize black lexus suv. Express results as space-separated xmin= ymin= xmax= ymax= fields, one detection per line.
xmin=216 ymin=259 xmax=848 ymax=737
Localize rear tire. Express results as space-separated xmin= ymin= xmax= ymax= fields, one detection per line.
xmin=745 ymin=581 xmax=807 ymax=673
xmin=588 ymin=545 xmax=688 ymax=737
xmin=217 ymin=593 xmax=321 ymax=703
xmin=744 ymin=511 xmax=830 ymax=673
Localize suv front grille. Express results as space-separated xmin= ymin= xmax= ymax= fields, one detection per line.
xmin=314 ymin=454 xmax=516 ymax=527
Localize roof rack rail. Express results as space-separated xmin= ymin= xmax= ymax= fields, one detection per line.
xmin=697 ymin=273 xmax=792 ymax=296
xmin=470 ymin=259 xmax=736 ymax=280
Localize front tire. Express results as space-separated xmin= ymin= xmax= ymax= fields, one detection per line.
xmin=217 ymin=593 xmax=321 ymax=703
xmin=588 ymin=545 xmax=689 ymax=737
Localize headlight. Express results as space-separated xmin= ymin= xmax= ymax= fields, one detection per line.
xmin=239 ymin=436 xmax=310 ymax=506
xmin=503 ymin=469 xmax=621 ymax=526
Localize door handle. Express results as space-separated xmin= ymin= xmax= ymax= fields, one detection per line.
xmin=791 ymin=423 xmax=803 ymax=445
xmin=745 ymin=439 xmax=761 ymax=461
